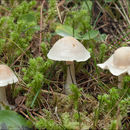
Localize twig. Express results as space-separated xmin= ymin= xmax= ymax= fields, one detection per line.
xmin=0 ymin=5 xmax=9 ymax=12
xmin=39 ymin=0 xmax=45 ymax=55
xmin=0 ymin=36 xmax=29 ymax=58
xmin=10 ymin=42 xmax=33 ymax=67
xmin=56 ymin=2 xmax=63 ymax=23
xmin=32 ymin=111 xmax=43 ymax=119
xmin=118 ymin=0 xmax=130 ymax=24
xmin=41 ymin=89 xmax=66 ymax=98
xmin=104 ymin=87 xmax=129 ymax=120
xmin=58 ymin=0 xmax=65 ymax=7
xmin=19 ymin=110 xmax=33 ymax=122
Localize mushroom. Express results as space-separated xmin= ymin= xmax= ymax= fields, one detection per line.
xmin=0 ymin=64 xmax=18 ymax=109
xmin=97 ymin=47 xmax=130 ymax=88
xmin=47 ymin=36 xmax=90 ymax=94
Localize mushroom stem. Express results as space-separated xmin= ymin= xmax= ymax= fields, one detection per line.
xmin=65 ymin=61 xmax=77 ymax=94
xmin=0 ymin=87 xmax=8 ymax=105
xmin=118 ymin=74 xmax=125 ymax=89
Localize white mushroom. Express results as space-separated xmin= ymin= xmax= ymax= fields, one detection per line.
xmin=97 ymin=47 xmax=130 ymax=88
xmin=47 ymin=36 xmax=90 ymax=94
xmin=0 ymin=64 xmax=18 ymax=109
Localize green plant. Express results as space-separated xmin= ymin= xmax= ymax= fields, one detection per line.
xmin=98 ymin=87 xmax=130 ymax=117
xmin=123 ymin=75 xmax=130 ymax=89
xmin=56 ymin=0 xmax=107 ymax=42
xmin=35 ymin=109 xmax=60 ymax=130
xmin=35 ymin=117 xmax=61 ymax=130
xmin=1 ymin=0 xmax=29 ymax=5
xmin=99 ymin=43 xmax=107 ymax=63
xmin=0 ymin=0 xmax=39 ymax=62
xmin=0 ymin=0 xmax=129 ymax=129
xmin=0 ymin=110 xmax=32 ymax=129
xmin=35 ymin=110 xmax=91 ymax=130
xmin=65 ymin=1 xmax=92 ymax=33
xmin=109 ymin=120 xmax=117 ymax=130
xmin=69 ymin=84 xmax=82 ymax=110
xmin=22 ymin=56 xmax=53 ymax=107
xmin=47 ymin=0 xmax=57 ymax=21
xmin=61 ymin=112 xmax=79 ymax=130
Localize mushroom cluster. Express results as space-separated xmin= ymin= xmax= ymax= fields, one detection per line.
xmin=48 ymin=36 xmax=130 ymax=92
xmin=0 ymin=64 xmax=18 ymax=109
xmin=97 ymin=47 xmax=130 ymax=88
xmin=47 ymin=36 xmax=90 ymax=94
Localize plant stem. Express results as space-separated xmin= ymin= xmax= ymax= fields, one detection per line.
xmin=118 ymin=74 xmax=125 ymax=89
xmin=0 ymin=87 xmax=8 ymax=105
xmin=0 ymin=86 xmax=15 ymax=109
xmin=65 ymin=61 xmax=76 ymax=94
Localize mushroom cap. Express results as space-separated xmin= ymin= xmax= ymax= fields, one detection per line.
xmin=97 ymin=47 xmax=130 ymax=76
xmin=0 ymin=65 xmax=18 ymax=87
xmin=47 ymin=36 xmax=90 ymax=62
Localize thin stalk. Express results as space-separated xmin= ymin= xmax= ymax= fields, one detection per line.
xmin=118 ymin=0 xmax=130 ymax=24
xmin=39 ymin=0 xmax=45 ymax=55
xmin=0 ymin=86 xmax=15 ymax=109
xmin=0 ymin=87 xmax=8 ymax=105
xmin=118 ymin=74 xmax=125 ymax=89
xmin=65 ymin=61 xmax=76 ymax=94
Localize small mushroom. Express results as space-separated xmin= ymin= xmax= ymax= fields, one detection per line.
xmin=0 ymin=64 xmax=18 ymax=109
xmin=97 ymin=47 xmax=130 ymax=88
xmin=47 ymin=36 xmax=90 ymax=94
